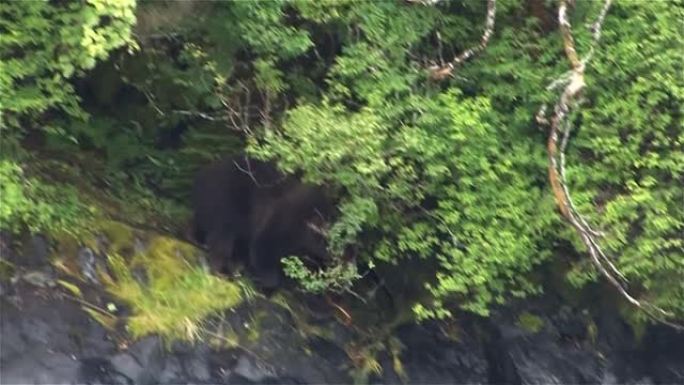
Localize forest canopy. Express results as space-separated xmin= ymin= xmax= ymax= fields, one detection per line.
xmin=1 ymin=0 xmax=682 ymax=330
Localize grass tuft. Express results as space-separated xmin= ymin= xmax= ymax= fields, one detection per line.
xmin=102 ymin=236 xmax=242 ymax=341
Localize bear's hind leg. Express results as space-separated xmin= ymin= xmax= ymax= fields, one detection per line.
xmin=247 ymin=235 xmax=283 ymax=290
xmin=206 ymin=232 xmax=235 ymax=275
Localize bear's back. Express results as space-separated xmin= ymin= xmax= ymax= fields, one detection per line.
xmin=191 ymin=156 xmax=293 ymax=238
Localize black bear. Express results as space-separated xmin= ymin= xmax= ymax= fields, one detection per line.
xmin=191 ymin=155 xmax=333 ymax=289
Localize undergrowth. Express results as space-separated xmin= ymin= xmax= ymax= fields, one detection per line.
xmin=0 ymin=159 xmax=93 ymax=235
xmin=13 ymin=152 xmax=242 ymax=344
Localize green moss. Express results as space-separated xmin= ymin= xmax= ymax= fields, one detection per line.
xmin=587 ymin=319 xmax=598 ymax=345
xmin=101 ymin=236 xmax=243 ymax=342
xmin=90 ymin=219 xmax=135 ymax=254
xmin=270 ymin=292 xmax=332 ymax=340
xmin=207 ymin=325 xmax=241 ymax=349
xmin=388 ymin=336 xmax=408 ymax=383
xmin=51 ymin=219 xmax=134 ymax=280
xmin=49 ymin=215 xmax=239 ymax=344
xmin=619 ymin=302 xmax=648 ymax=344
xmin=0 ymin=258 xmax=15 ymax=281
xmin=347 ymin=341 xmax=384 ymax=385
xmin=516 ymin=311 xmax=545 ymax=334
xmin=245 ymin=314 xmax=262 ymax=343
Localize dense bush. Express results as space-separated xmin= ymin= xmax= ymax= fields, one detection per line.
xmin=0 ymin=160 xmax=88 ymax=234
xmin=1 ymin=0 xmax=681 ymax=327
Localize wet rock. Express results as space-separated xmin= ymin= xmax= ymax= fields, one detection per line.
xmin=232 ymin=355 xmax=277 ymax=382
xmin=388 ymin=321 xmax=489 ymax=384
xmin=158 ymin=343 xmax=213 ymax=383
xmin=108 ymin=352 xmax=144 ymax=383
xmin=80 ymin=357 xmax=134 ymax=385
xmin=485 ymin=305 xmax=608 ymax=385
xmin=0 ymin=291 xmax=112 ymax=385
xmin=21 ymin=234 xmax=50 ymax=268
xmin=618 ymin=325 xmax=684 ymax=384
xmin=90 ymin=337 xmax=215 ymax=384
xmin=107 ymin=338 xmax=162 ymax=384
xmin=3 ymin=234 xmax=58 ymax=289
xmin=2 ymin=233 xmax=683 ymax=385
xmin=3 ymin=286 xmax=683 ymax=385
xmin=499 ymin=325 xmax=603 ymax=384
xmin=21 ymin=270 xmax=57 ymax=288
xmin=78 ymin=247 xmax=100 ymax=285
xmin=2 ymin=349 xmax=81 ymax=385
xmin=0 ymin=231 xmax=14 ymax=262
xmin=213 ymin=299 xmax=354 ymax=384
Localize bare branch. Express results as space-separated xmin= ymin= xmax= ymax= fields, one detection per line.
xmin=171 ymin=109 xmax=228 ymax=122
xmin=428 ymin=0 xmax=496 ymax=80
xmin=558 ymin=0 xmax=581 ymax=70
xmin=142 ymin=88 xmax=165 ymax=117
xmin=538 ymin=0 xmax=683 ymax=329
xmin=406 ymin=0 xmax=442 ymax=5
xmin=589 ymin=0 xmax=613 ymax=42
xmin=233 ymin=157 xmax=287 ymax=188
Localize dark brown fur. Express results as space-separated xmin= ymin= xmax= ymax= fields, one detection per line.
xmin=191 ymin=156 xmax=333 ymax=289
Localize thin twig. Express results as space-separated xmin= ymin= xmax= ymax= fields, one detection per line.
xmin=172 ymin=110 xmax=228 ymax=122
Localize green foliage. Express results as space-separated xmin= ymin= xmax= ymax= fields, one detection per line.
xmin=0 ymin=0 xmax=137 ymax=128
xmin=0 ymin=160 xmax=91 ymax=235
xmin=0 ymin=0 xmax=136 ymax=234
xmin=249 ymin=0 xmax=557 ymax=317
xmin=561 ymin=1 xmax=684 ymax=320
xmin=282 ymin=256 xmax=360 ymax=294
xmin=254 ymin=89 xmax=555 ymax=316
xmin=2 ymin=0 xmax=681 ymax=328
xmin=249 ymin=0 xmax=683 ymax=323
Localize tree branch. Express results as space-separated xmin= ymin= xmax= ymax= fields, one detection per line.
xmin=428 ymin=0 xmax=496 ymax=80
xmin=539 ymin=0 xmax=683 ymax=330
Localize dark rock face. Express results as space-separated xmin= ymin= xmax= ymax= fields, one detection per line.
xmin=2 ymin=286 xmax=684 ymax=385
xmin=385 ymin=321 xmax=489 ymax=384
xmin=484 ymin=305 xmax=684 ymax=385
xmin=1 ymin=231 xmax=682 ymax=385
xmin=0 ymin=291 xmax=352 ymax=385
xmin=1 ymin=289 xmax=113 ymax=384
xmin=489 ymin=320 xmax=605 ymax=384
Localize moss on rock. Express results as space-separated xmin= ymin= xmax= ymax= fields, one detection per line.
xmin=516 ymin=311 xmax=545 ymax=334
